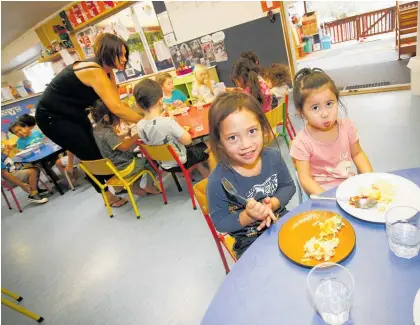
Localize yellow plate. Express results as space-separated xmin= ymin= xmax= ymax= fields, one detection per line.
xmin=278 ymin=210 xmax=356 ymax=268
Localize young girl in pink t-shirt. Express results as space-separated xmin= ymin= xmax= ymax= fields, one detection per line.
xmin=290 ymin=68 xmax=373 ymax=195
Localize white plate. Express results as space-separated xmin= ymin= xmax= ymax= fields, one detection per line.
xmin=336 ymin=173 xmax=420 ymax=223
xmin=415 ymin=289 xmax=420 ymax=325
xmin=172 ymin=106 xmax=190 ymax=115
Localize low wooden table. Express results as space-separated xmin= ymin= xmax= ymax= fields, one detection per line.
xmin=174 ymin=104 xmax=210 ymax=139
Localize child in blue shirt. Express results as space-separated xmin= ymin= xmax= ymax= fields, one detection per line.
xmin=156 ymin=72 xmax=188 ymax=105
xmin=207 ymin=92 xmax=296 ymax=259
xmin=9 ymin=121 xmax=44 ymax=150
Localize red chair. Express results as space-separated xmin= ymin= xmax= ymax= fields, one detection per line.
xmin=138 ymin=142 xmax=200 ymax=210
xmin=1 ymin=178 xmax=52 ymax=213
xmin=284 ymin=94 xmax=297 ymax=140
xmin=193 ymin=178 xmax=237 ymax=274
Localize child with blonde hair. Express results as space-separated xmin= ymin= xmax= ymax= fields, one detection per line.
xmin=191 ymin=64 xmax=215 ymax=103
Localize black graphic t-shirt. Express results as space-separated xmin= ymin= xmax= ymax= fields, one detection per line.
xmin=207 ymin=148 xmax=296 ymax=257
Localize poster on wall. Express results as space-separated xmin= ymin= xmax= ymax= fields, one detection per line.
xmin=75 ymin=26 xmax=97 ymax=58
xmin=200 ymin=35 xmax=216 ymax=63
xmin=187 ymin=39 xmax=205 ymax=65
xmin=212 ymin=31 xmax=228 ymax=62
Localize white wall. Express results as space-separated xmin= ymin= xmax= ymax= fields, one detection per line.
xmin=165 ymin=1 xmax=266 ymax=43
xmin=1 ymin=70 xmax=27 ymax=87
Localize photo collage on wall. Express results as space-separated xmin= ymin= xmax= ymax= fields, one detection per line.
xmin=169 ymin=31 xmax=228 ymax=68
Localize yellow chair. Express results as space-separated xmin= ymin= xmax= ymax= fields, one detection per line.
xmin=79 ymin=158 xmax=162 ymax=219
xmin=193 ymin=179 xmax=237 ymax=274
xmin=265 ymin=100 xmax=290 ymax=148
xmin=1 ymin=288 xmax=44 ymax=323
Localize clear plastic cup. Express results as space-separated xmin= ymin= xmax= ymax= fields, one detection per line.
xmin=385 ymin=206 xmax=420 ymax=259
xmin=193 ymin=115 xmax=204 ymax=132
xmin=307 ymin=262 xmax=355 ymax=325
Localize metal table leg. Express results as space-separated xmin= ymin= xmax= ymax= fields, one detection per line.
xmin=40 ymin=160 xmax=64 ymax=195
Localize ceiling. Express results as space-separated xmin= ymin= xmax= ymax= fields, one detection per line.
xmin=1 ymin=1 xmax=71 ymax=49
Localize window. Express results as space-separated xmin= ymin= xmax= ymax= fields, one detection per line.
xmin=22 ymin=61 xmax=55 ymax=93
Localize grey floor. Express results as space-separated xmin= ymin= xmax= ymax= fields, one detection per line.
xmin=2 ymin=91 xmax=420 ymax=325
xmin=297 ymin=33 xmax=411 ymax=88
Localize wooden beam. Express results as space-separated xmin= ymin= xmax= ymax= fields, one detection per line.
xmin=340 ymin=84 xmax=410 ymax=96
xmin=279 ymin=1 xmax=296 ymax=85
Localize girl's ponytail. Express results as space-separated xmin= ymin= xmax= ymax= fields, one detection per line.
xmin=248 ymin=69 xmax=263 ymax=104
xmin=231 ymin=58 xmax=263 ymax=104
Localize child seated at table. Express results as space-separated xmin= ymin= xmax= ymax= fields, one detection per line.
xmin=134 ymin=78 xmax=210 ymax=178
xmin=290 ymin=68 xmax=373 ymax=195
xmin=264 ymin=64 xmax=291 ymax=108
xmin=231 ymin=58 xmax=272 ymax=113
xmin=91 ymin=99 xmax=160 ymax=197
xmin=191 ymin=64 xmax=215 ymax=103
xmin=8 ymin=120 xmax=44 ymax=150
xmin=156 ymin=72 xmax=188 ymax=106
xmin=1 ymin=149 xmax=49 ymax=204
xmin=17 ymin=114 xmax=39 ymax=131
xmin=207 ymin=92 xmax=295 ymax=258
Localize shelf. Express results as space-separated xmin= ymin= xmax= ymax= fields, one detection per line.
xmin=38 ymin=49 xmax=77 ymax=63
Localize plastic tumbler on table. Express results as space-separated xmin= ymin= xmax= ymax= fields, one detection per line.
xmin=193 ymin=115 xmax=204 ymax=132
xmin=385 ymin=206 xmax=420 ymax=259
xmin=307 ymin=262 xmax=355 ymax=325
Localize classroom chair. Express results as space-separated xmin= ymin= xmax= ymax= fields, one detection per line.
xmin=138 ymin=142 xmax=201 ymax=210
xmin=265 ymin=100 xmax=291 ymax=148
xmin=1 ymin=288 xmax=44 ymax=323
xmin=193 ymin=178 xmax=237 ymax=274
xmin=1 ymin=177 xmax=52 ymax=213
xmin=284 ymin=94 xmax=297 ymax=139
xmin=79 ymin=158 xmax=163 ymax=219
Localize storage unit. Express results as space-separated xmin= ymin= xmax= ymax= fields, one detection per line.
xmin=321 ymin=35 xmax=332 ymax=50
xmin=302 ymin=12 xmax=319 ymax=36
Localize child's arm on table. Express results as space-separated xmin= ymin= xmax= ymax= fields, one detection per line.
xmin=350 ymin=140 xmax=373 ymax=173
xmin=169 ymin=119 xmax=192 ymax=146
xmin=295 ymin=160 xmax=325 ymax=195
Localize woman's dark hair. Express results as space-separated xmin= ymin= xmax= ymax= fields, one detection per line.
xmin=231 ymin=58 xmax=264 ymax=105
xmin=209 ymin=92 xmax=275 ymax=165
xmin=17 ymin=114 xmax=36 ymax=127
xmin=94 ymin=33 xmax=129 ymax=69
xmin=240 ymin=51 xmax=260 ymax=65
xmin=90 ymin=99 xmax=119 ymax=126
xmin=8 ymin=121 xmax=27 ymax=134
xmin=133 ymin=79 xmax=163 ymax=110
xmin=264 ymin=64 xmax=291 ymax=87
xmin=155 ymin=72 xmax=172 ymax=86
xmin=293 ymin=68 xmax=340 ymax=113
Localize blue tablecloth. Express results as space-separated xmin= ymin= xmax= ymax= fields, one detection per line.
xmin=13 ymin=143 xmax=62 ymax=163
xmin=202 ymin=168 xmax=420 ymax=325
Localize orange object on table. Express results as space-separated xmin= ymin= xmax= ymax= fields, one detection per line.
xmin=174 ymin=104 xmax=210 ymax=139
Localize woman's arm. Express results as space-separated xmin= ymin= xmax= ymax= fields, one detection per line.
xmin=76 ymin=67 xmax=141 ymax=124
xmin=295 ymin=159 xmax=325 ymax=195
xmin=350 ymin=140 xmax=373 ymax=173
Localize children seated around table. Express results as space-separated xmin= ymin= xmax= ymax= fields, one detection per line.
xmin=91 ymin=99 xmax=160 ymax=197
xmin=240 ymin=51 xmax=260 ymax=65
xmin=156 ymin=72 xmax=188 ymax=106
xmin=207 ymin=92 xmax=295 ymax=258
xmin=264 ymin=64 xmax=291 ymax=107
xmin=1 ymin=149 xmax=49 ymax=204
xmin=134 ymin=78 xmax=210 ymax=178
xmin=191 ymin=64 xmax=216 ymax=103
xmin=9 ymin=120 xmax=44 ymax=150
xmin=290 ymin=68 xmax=373 ymax=195
xmin=231 ymin=58 xmax=272 ymax=113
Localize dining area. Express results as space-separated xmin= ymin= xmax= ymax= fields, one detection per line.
xmin=201 ymin=167 xmax=420 ymax=325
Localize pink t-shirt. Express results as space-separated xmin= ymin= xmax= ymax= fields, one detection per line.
xmin=244 ymin=76 xmax=272 ymax=113
xmin=290 ymin=119 xmax=359 ymax=190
